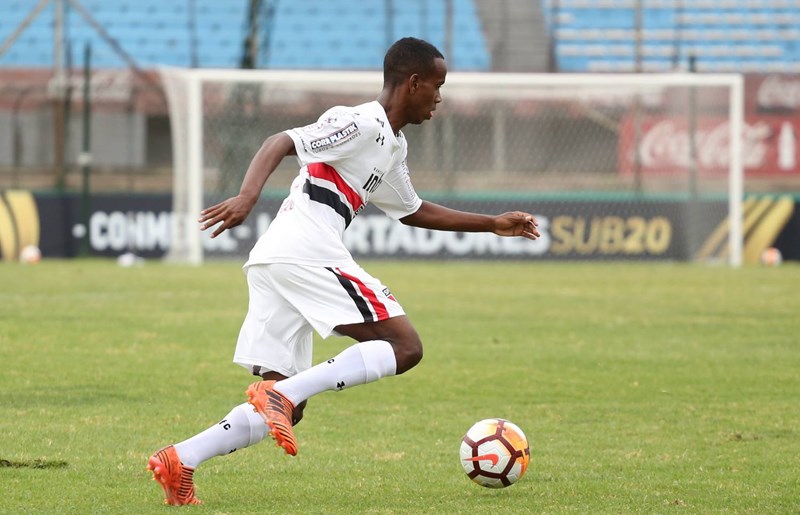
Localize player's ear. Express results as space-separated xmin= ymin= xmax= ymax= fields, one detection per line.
xmin=408 ymin=73 xmax=420 ymax=94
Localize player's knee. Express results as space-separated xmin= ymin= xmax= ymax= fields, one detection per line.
xmin=393 ymin=333 xmax=423 ymax=375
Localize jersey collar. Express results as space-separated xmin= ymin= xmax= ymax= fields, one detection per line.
xmin=368 ymin=101 xmax=401 ymax=148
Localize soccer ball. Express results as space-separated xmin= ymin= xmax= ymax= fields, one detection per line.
xmin=19 ymin=245 xmax=42 ymax=264
xmin=460 ymin=418 xmax=530 ymax=488
xmin=760 ymin=247 xmax=782 ymax=267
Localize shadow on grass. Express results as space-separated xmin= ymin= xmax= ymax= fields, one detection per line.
xmin=0 ymin=459 xmax=69 ymax=469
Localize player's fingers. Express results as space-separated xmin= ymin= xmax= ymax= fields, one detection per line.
xmin=199 ymin=206 xmax=224 ymax=224
xmin=199 ymin=213 xmax=221 ymax=230
xmin=510 ymin=212 xmax=537 ymax=227
xmin=200 ymin=202 xmax=225 ymax=217
xmin=517 ymin=213 xmax=537 ymax=226
xmin=211 ymin=220 xmax=229 ymax=238
xmin=202 ymin=210 xmax=234 ymax=232
xmin=210 ymin=213 xmax=246 ymax=237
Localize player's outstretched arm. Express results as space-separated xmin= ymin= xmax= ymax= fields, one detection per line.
xmin=199 ymin=133 xmax=296 ymax=238
xmin=400 ymin=201 xmax=540 ymax=240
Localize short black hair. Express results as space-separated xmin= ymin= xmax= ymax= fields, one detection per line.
xmin=383 ymin=37 xmax=444 ymax=87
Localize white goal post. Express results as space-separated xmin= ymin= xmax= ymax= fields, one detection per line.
xmin=160 ymin=68 xmax=744 ymax=266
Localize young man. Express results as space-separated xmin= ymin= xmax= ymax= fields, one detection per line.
xmin=148 ymin=37 xmax=539 ymax=506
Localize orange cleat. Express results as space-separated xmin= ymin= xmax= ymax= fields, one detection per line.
xmin=246 ymin=380 xmax=298 ymax=456
xmin=147 ymin=446 xmax=202 ymax=506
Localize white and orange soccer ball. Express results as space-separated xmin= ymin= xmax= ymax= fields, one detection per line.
xmin=19 ymin=245 xmax=42 ymax=264
xmin=460 ymin=418 xmax=530 ymax=488
xmin=760 ymin=247 xmax=783 ymax=267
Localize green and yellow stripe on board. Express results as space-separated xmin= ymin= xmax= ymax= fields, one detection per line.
xmin=695 ymin=195 xmax=794 ymax=264
xmin=0 ymin=190 xmax=40 ymax=262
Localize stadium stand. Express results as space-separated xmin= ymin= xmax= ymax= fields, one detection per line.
xmin=2 ymin=1 xmax=799 ymax=73
xmin=0 ymin=0 xmax=248 ymax=68
xmin=546 ymin=0 xmax=800 ymax=73
xmin=0 ymin=0 xmax=490 ymax=71
xmin=264 ymin=0 xmax=489 ymax=70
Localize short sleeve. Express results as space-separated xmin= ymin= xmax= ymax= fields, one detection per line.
xmin=369 ymin=157 xmax=422 ymax=220
xmin=284 ymin=107 xmax=367 ymax=164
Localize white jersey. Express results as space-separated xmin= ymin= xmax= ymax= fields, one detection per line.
xmin=245 ymin=101 xmax=422 ymax=268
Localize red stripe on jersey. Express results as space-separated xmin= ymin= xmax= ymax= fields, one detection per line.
xmin=335 ymin=268 xmax=390 ymax=321
xmin=307 ymin=163 xmax=364 ymax=214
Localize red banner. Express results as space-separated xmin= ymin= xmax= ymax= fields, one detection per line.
xmin=747 ymin=74 xmax=800 ymax=114
xmin=619 ymin=115 xmax=800 ymax=176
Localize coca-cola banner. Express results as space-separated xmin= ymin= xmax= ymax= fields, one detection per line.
xmin=619 ymin=115 xmax=799 ymax=176
xmin=747 ymin=74 xmax=800 ymax=114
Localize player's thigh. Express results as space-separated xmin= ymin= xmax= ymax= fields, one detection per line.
xmin=270 ymin=263 xmax=407 ymax=339
xmin=334 ymin=315 xmax=420 ymax=345
xmin=234 ymin=265 xmax=314 ymax=377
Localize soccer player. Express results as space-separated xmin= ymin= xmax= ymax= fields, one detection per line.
xmin=148 ymin=37 xmax=539 ymax=506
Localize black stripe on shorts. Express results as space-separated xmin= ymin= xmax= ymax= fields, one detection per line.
xmin=326 ymin=267 xmax=373 ymax=323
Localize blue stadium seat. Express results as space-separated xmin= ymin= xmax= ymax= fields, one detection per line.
xmin=262 ymin=0 xmax=489 ymax=71
xmin=0 ymin=0 xmax=486 ymax=71
xmin=0 ymin=0 xmax=248 ymax=69
xmin=549 ymin=2 xmax=800 ymax=73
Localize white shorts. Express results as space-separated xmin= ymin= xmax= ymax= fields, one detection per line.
xmin=233 ymin=263 xmax=406 ymax=377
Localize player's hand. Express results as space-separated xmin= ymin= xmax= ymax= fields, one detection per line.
xmin=198 ymin=195 xmax=256 ymax=238
xmin=492 ymin=211 xmax=540 ymax=240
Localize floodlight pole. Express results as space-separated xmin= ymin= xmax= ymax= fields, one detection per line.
xmin=54 ymin=0 xmax=64 ymax=81
xmin=53 ymin=0 xmax=68 ymax=190
xmin=188 ymin=0 xmax=198 ymax=68
xmin=79 ymin=42 xmax=92 ymax=257
xmin=384 ymin=0 xmax=394 ymax=51
xmin=445 ymin=0 xmax=453 ymax=63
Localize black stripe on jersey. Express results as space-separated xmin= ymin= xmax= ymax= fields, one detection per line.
xmin=326 ymin=267 xmax=373 ymax=323
xmin=303 ymin=180 xmax=353 ymax=227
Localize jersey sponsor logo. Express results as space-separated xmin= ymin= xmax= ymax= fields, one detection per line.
xmin=309 ymin=122 xmax=360 ymax=152
xmin=362 ymin=172 xmax=383 ymax=194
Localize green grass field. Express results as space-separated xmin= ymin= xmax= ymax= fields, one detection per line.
xmin=2 ymin=260 xmax=799 ymax=514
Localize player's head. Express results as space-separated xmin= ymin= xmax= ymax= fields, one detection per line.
xmin=383 ymin=37 xmax=444 ymax=87
xmin=382 ymin=37 xmax=446 ymax=125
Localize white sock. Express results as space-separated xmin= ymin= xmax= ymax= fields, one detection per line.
xmin=274 ymin=340 xmax=397 ymax=406
xmin=173 ymin=403 xmax=267 ymax=468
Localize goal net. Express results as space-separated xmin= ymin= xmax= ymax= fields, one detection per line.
xmin=160 ymin=69 xmax=743 ymax=266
